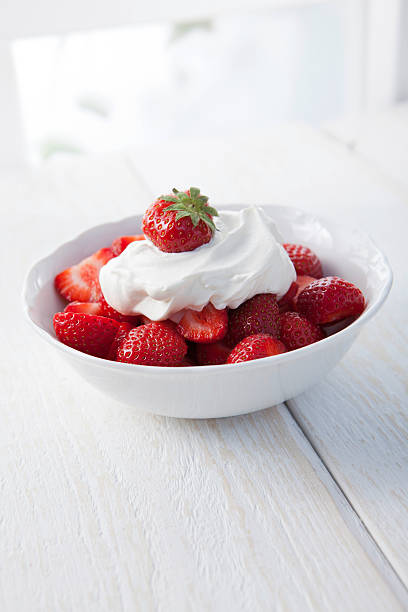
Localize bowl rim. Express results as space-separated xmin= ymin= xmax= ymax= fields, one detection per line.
xmin=23 ymin=205 xmax=393 ymax=373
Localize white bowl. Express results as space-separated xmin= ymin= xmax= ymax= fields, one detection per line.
xmin=23 ymin=205 xmax=392 ymax=419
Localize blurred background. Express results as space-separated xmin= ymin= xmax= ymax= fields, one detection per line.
xmin=0 ymin=0 xmax=407 ymax=169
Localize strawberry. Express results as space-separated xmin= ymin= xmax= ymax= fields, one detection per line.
xmin=278 ymin=276 xmax=317 ymax=313
xmin=195 ymin=340 xmax=231 ymax=365
xmin=116 ymin=322 xmax=187 ymax=366
xmin=64 ymin=301 xmax=102 ymax=316
xmin=279 ymin=311 xmax=323 ymax=350
xmin=139 ymin=314 xmax=177 ymax=327
xmin=138 ymin=315 xmax=179 ymax=332
xmin=64 ymin=298 xmax=139 ymax=324
xmin=142 ymin=187 xmax=218 ymax=253
xmin=227 ymin=293 xmax=280 ymax=347
xmin=98 ymin=297 xmax=139 ymax=323
xmin=297 ymin=276 xmax=365 ymax=324
xmin=277 ymin=281 xmax=298 ymax=313
xmin=111 ymin=234 xmax=145 ymax=256
xmin=55 ymin=247 xmax=113 ymax=302
xmin=283 ymin=244 xmax=322 ymax=278
xmin=177 ymin=303 xmax=228 ymax=344
xmin=107 ymin=322 xmax=133 ymax=360
xmin=227 ymin=334 xmax=287 ymax=364
xmin=53 ymin=312 xmax=120 ymax=358
xmin=292 ymin=275 xmax=317 ymax=309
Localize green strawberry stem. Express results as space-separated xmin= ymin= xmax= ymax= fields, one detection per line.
xmin=162 ymin=187 xmax=218 ymax=233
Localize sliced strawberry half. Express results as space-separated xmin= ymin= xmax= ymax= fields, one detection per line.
xmin=98 ymin=297 xmax=140 ymax=323
xmin=53 ymin=312 xmax=120 ymax=358
xmin=292 ymin=275 xmax=317 ymax=310
xmin=278 ymin=276 xmax=316 ymax=313
xmin=64 ymin=298 xmax=139 ymax=324
xmin=55 ymin=247 xmax=113 ymax=303
xmin=138 ymin=315 xmax=178 ymax=332
xmin=64 ymin=301 xmax=102 ymax=316
xmin=177 ymin=303 xmax=228 ymax=344
xmin=111 ymin=234 xmax=145 ymax=256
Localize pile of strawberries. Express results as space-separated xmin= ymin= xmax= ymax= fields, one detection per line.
xmin=53 ymin=188 xmax=365 ymax=367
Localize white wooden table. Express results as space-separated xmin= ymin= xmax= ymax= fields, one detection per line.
xmin=1 ymin=111 xmax=407 ymax=611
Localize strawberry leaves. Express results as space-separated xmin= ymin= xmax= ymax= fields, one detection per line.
xmin=162 ymin=187 xmax=218 ymax=233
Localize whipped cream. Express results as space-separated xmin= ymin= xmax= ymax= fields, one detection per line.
xmin=100 ymin=206 xmax=296 ymax=320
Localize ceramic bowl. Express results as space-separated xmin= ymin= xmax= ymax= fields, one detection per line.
xmin=23 ymin=205 xmax=392 ymax=418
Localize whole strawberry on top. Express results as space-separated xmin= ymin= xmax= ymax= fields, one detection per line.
xmin=142 ymin=187 xmax=218 ymax=253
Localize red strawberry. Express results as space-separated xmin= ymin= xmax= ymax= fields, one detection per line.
xmin=53 ymin=312 xmax=120 ymax=358
xmin=107 ymin=322 xmax=133 ymax=360
xmin=138 ymin=314 xmax=176 ymax=326
xmin=195 ymin=340 xmax=231 ymax=365
xmin=142 ymin=187 xmax=218 ymax=253
xmin=278 ymin=276 xmax=317 ymax=313
xmin=292 ymin=275 xmax=317 ymax=309
xmin=279 ymin=311 xmax=323 ymax=350
xmin=227 ymin=293 xmax=280 ymax=347
xmin=177 ymin=303 xmax=228 ymax=344
xmin=55 ymin=247 xmax=113 ymax=302
xmin=277 ymin=281 xmax=298 ymax=313
xmin=64 ymin=301 xmax=102 ymax=316
xmin=64 ymin=298 xmax=139 ymax=324
xmin=116 ymin=322 xmax=187 ymax=366
xmin=111 ymin=234 xmax=145 ymax=256
xmin=283 ymin=244 xmax=322 ymax=278
xmin=138 ymin=315 xmax=178 ymax=332
xmin=98 ymin=296 xmax=139 ymax=323
xmin=227 ymin=334 xmax=287 ymax=364
xmin=297 ymin=276 xmax=365 ymax=324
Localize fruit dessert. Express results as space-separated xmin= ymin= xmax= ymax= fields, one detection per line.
xmin=52 ymin=187 xmax=365 ymax=367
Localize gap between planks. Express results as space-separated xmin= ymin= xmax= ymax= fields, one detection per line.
xmin=284 ymin=400 xmax=408 ymax=608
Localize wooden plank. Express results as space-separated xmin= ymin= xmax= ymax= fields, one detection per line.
xmin=0 ymin=360 xmax=403 ymax=611
xmin=0 ymin=152 xmax=404 ymax=610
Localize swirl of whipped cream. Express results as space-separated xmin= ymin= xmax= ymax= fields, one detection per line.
xmin=100 ymin=206 xmax=296 ymax=320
